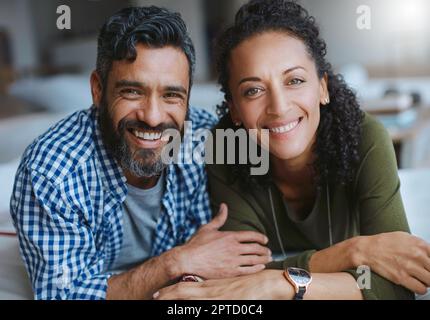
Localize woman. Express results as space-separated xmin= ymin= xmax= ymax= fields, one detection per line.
xmin=155 ymin=0 xmax=430 ymax=300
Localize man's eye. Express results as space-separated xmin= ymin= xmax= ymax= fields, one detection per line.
xmin=164 ymin=92 xmax=182 ymax=99
xmin=120 ymin=88 xmax=141 ymax=98
xmin=244 ymin=88 xmax=262 ymax=97
xmin=288 ymin=78 xmax=305 ymax=86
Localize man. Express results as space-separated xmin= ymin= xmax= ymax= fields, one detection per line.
xmin=10 ymin=6 xmax=271 ymax=300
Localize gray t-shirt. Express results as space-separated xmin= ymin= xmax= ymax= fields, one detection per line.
xmin=108 ymin=174 xmax=165 ymax=273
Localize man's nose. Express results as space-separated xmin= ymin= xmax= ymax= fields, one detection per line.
xmin=136 ymin=96 xmax=164 ymax=127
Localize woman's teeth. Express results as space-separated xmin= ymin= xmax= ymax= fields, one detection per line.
xmin=269 ymin=119 xmax=300 ymax=134
xmin=133 ymin=130 xmax=162 ymax=141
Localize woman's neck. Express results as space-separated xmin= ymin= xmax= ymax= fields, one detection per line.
xmin=271 ymin=148 xmax=315 ymax=187
xmin=271 ymin=149 xmax=318 ymax=219
xmin=270 ymin=142 xmax=317 ymax=202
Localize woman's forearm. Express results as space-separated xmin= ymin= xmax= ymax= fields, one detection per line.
xmin=308 ymin=236 xmax=366 ymax=273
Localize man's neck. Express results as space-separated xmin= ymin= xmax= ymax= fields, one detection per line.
xmin=123 ymin=170 xmax=161 ymax=190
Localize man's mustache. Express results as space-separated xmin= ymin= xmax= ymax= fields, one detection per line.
xmin=117 ymin=119 xmax=179 ymax=134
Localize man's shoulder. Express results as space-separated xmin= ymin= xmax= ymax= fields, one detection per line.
xmin=20 ymin=107 xmax=97 ymax=182
xmin=188 ymin=107 xmax=217 ymax=130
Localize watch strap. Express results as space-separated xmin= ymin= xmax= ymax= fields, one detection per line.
xmin=293 ymin=286 xmax=306 ymax=300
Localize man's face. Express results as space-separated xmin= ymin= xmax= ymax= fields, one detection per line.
xmin=94 ymin=44 xmax=190 ymax=179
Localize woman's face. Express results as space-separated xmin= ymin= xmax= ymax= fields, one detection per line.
xmin=227 ymin=31 xmax=328 ymax=162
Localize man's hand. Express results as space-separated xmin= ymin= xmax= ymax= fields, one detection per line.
xmin=173 ymin=203 xmax=272 ymax=280
xmin=357 ymin=231 xmax=430 ymax=295
xmin=153 ymin=270 xmax=291 ymax=300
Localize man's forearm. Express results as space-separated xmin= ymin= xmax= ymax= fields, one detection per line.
xmin=269 ymin=270 xmax=363 ymax=300
xmin=106 ymin=246 xmax=183 ymax=300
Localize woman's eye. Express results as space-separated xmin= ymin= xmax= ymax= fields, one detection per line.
xmin=244 ymin=88 xmax=262 ymax=97
xmin=288 ymin=78 xmax=305 ymax=86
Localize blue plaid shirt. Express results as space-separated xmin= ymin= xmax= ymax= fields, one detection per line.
xmin=10 ymin=105 xmax=216 ymax=300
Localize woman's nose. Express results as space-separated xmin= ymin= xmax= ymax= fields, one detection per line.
xmin=266 ymin=85 xmax=290 ymax=116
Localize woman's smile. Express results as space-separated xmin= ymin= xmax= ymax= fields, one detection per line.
xmin=264 ymin=116 xmax=304 ymax=140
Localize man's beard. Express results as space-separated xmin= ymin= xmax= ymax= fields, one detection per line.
xmin=98 ymin=99 xmax=180 ymax=178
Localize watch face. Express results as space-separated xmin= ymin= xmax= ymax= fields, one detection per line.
xmin=288 ymin=268 xmax=311 ymax=285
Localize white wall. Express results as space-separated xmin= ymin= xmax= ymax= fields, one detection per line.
xmin=301 ymin=0 xmax=430 ymax=71
xmin=0 ymin=0 xmax=38 ymax=71
xmin=223 ymin=0 xmax=430 ymax=74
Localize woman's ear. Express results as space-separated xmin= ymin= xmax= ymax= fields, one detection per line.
xmin=319 ymin=73 xmax=330 ymax=106
xmin=227 ymin=100 xmax=242 ymax=126
xmin=90 ymin=71 xmax=103 ymax=107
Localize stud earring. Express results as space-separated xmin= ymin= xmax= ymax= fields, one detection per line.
xmin=235 ymin=121 xmax=242 ymax=127
xmin=325 ymin=97 xmax=330 ymax=105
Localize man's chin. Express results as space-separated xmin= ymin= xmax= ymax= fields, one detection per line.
xmin=124 ymin=157 xmax=166 ymax=178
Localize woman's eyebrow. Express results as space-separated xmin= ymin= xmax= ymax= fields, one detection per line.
xmin=283 ymin=66 xmax=306 ymax=74
xmin=237 ymin=66 xmax=307 ymax=87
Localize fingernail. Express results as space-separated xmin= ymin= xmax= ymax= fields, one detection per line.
xmin=153 ymin=291 xmax=160 ymax=299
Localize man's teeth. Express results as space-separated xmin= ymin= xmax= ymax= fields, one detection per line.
xmin=269 ymin=120 xmax=300 ymax=134
xmin=133 ymin=130 xmax=162 ymax=141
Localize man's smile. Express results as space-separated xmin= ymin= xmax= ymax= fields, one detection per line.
xmin=126 ymin=128 xmax=166 ymax=149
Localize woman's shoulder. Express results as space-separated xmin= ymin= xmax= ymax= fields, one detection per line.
xmin=352 ymin=112 xmax=399 ymax=188
xmin=358 ymin=112 xmax=394 ymax=158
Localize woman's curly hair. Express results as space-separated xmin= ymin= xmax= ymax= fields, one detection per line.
xmin=215 ymin=0 xmax=364 ymax=187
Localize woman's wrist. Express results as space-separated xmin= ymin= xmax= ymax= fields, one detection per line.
xmin=349 ymin=235 xmax=371 ymax=268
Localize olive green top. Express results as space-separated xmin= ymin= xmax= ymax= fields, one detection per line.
xmin=207 ymin=113 xmax=414 ymax=300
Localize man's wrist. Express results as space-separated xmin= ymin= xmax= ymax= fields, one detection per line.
xmin=162 ymin=246 xmax=187 ymax=280
xmin=264 ymin=270 xmax=295 ymax=300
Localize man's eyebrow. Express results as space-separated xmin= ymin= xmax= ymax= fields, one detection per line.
xmin=237 ymin=66 xmax=306 ymax=87
xmin=113 ymin=81 xmax=187 ymax=95
xmin=114 ymin=80 xmax=145 ymax=89
xmin=165 ymin=85 xmax=188 ymax=95
xmin=238 ymin=77 xmax=261 ymax=87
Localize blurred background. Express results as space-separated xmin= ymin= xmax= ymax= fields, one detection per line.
xmin=0 ymin=0 xmax=430 ymax=299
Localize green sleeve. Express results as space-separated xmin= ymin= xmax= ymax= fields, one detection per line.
xmin=208 ymin=165 xmax=266 ymax=234
xmin=355 ymin=114 xmax=411 ymax=235
xmin=349 ymin=114 xmax=414 ymax=300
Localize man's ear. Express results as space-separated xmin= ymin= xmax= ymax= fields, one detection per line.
xmin=90 ymin=71 xmax=103 ymax=107
xmin=319 ymin=73 xmax=329 ymax=105
xmin=227 ymin=100 xmax=241 ymax=125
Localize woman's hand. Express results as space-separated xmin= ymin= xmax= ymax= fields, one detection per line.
xmin=153 ymin=270 xmax=293 ymax=300
xmin=357 ymin=232 xmax=430 ymax=295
